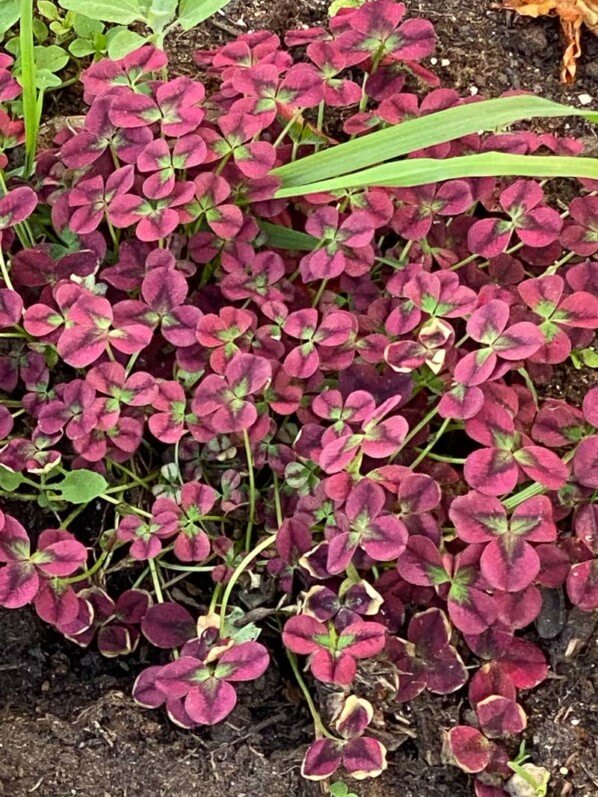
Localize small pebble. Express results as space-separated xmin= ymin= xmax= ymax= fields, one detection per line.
xmin=578 ymin=94 xmax=593 ymax=106
xmin=559 ymin=767 xmax=569 ymax=775
xmin=570 ymin=718 xmax=580 ymax=726
xmin=441 ymin=58 xmax=450 ymax=66
xmin=430 ymin=57 xmax=438 ymax=65
xmin=470 ymin=86 xmax=479 ymax=96
xmin=506 ymin=764 xmax=550 ymax=797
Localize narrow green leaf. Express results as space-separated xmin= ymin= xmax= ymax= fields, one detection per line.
xmin=20 ymin=0 xmax=39 ymax=177
xmin=58 ymin=0 xmax=142 ymax=25
xmin=178 ymin=0 xmax=234 ymax=31
xmin=260 ymin=221 xmax=317 ymax=251
xmin=274 ymin=153 xmax=598 ymax=198
xmin=54 ymin=470 xmax=109 ymax=504
xmin=272 ymin=96 xmax=597 ymax=188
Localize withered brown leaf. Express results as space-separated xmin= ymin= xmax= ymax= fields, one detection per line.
xmin=503 ymin=0 xmax=598 ymax=82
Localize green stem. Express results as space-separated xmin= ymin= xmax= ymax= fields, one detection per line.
xmin=286 ymin=651 xmax=335 ymax=739
xmin=148 ymin=557 xmax=164 ymax=602
xmin=108 ymin=460 xmax=153 ymax=489
xmin=132 ymin=566 xmax=150 ymax=589
xmin=63 ymin=550 xmax=108 ymax=584
xmin=273 ymin=472 xmax=283 ymax=527
xmin=358 ymin=72 xmax=369 ymax=113
xmin=243 ymin=429 xmax=256 ymax=551
xmin=44 ymin=76 xmax=77 ymax=93
xmin=409 ymin=417 xmax=450 ymax=470
xmin=60 ymin=504 xmax=87 ymax=529
xmin=209 ymin=582 xmax=223 ymax=615
xmin=0 ymin=490 xmax=39 ymax=500
xmin=392 ymin=405 xmax=440 ymax=461
xmin=545 ymin=249 xmax=577 ymax=275
xmin=413 ymin=450 xmax=466 ymax=464
xmin=314 ymin=100 xmax=326 ymax=152
xmin=503 ymin=449 xmax=575 ymax=509
xmin=311 ymin=278 xmax=328 ymax=308
xmin=273 ymin=109 xmax=303 ymax=148
xmin=316 ymin=100 xmax=325 ymax=133
xmin=0 ymin=248 xmax=14 ymax=290
xmin=219 ymin=535 xmax=277 ymax=634
xmin=518 ymin=367 xmax=539 ymax=407
xmin=158 ymin=562 xmax=215 ymax=573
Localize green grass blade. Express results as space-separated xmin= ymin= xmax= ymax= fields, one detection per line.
xmin=274 ymin=153 xmax=598 ymax=198
xmin=20 ymin=0 xmax=39 ymax=178
xmin=272 ymin=96 xmax=597 ymax=188
xmin=259 ymin=222 xmax=317 ymax=251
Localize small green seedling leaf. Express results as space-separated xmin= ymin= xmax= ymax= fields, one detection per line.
xmin=0 ymin=466 xmax=25 ymax=492
xmin=571 ymin=347 xmax=598 ymax=369
xmin=507 ymin=762 xmax=550 ymax=797
xmin=38 ymin=1 xmax=61 ymax=21
xmin=52 ymin=469 xmax=109 ymax=504
xmin=330 ymin=783 xmax=358 ymax=797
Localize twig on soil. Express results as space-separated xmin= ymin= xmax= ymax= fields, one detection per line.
xmin=209 ymin=18 xmax=246 ymax=37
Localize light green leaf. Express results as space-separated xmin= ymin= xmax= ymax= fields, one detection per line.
xmin=259 ymin=221 xmax=317 ymax=251
xmin=140 ymin=0 xmax=177 ymax=32
xmin=33 ymin=17 xmax=49 ymax=41
xmin=107 ymin=27 xmax=147 ymax=58
xmin=221 ymin=607 xmax=262 ymax=643
xmin=328 ymin=0 xmax=364 ymax=16
xmin=0 ymin=466 xmax=25 ymax=492
xmin=35 ymin=68 xmax=63 ymax=88
xmin=58 ymin=0 xmax=142 ymax=25
xmin=38 ymin=1 xmax=60 ymax=21
xmin=0 ymin=0 xmax=20 ymax=35
xmin=34 ymin=43 xmax=69 ymax=72
xmin=53 ymin=469 xmax=109 ymax=504
xmin=72 ymin=13 xmax=104 ymax=37
xmin=68 ymin=38 xmax=96 ymax=57
xmin=272 ymin=95 xmax=598 ymax=188
xmin=275 ymin=153 xmax=598 ymax=198
xmin=573 ymin=348 xmax=598 ymax=369
xmin=178 ymin=0 xmax=234 ymax=31
xmin=5 ymin=35 xmax=19 ymax=55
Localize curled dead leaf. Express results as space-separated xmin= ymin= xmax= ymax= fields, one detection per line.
xmin=502 ymin=0 xmax=598 ymax=82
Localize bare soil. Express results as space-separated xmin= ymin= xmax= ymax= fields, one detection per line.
xmin=2 ymin=1 xmax=597 ymax=796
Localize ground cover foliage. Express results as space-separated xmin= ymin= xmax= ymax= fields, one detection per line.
xmin=0 ymin=1 xmax=597 ymax=793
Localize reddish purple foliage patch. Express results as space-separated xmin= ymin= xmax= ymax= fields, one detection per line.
xmin=0 ymin=1 xmax=596 ymax=792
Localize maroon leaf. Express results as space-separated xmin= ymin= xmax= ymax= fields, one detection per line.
xmin=141 ymin=602 xmax=196 ymax=648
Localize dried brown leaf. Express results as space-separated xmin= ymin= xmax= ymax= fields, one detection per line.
xmin=503 ymin=0 xmax=598 ymax=82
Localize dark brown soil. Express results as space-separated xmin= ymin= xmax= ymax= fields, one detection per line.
xmin=2 ymin=2 xmax=597 ymax=796
xmin=1 ymin=603 xmax=596 ymax=797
